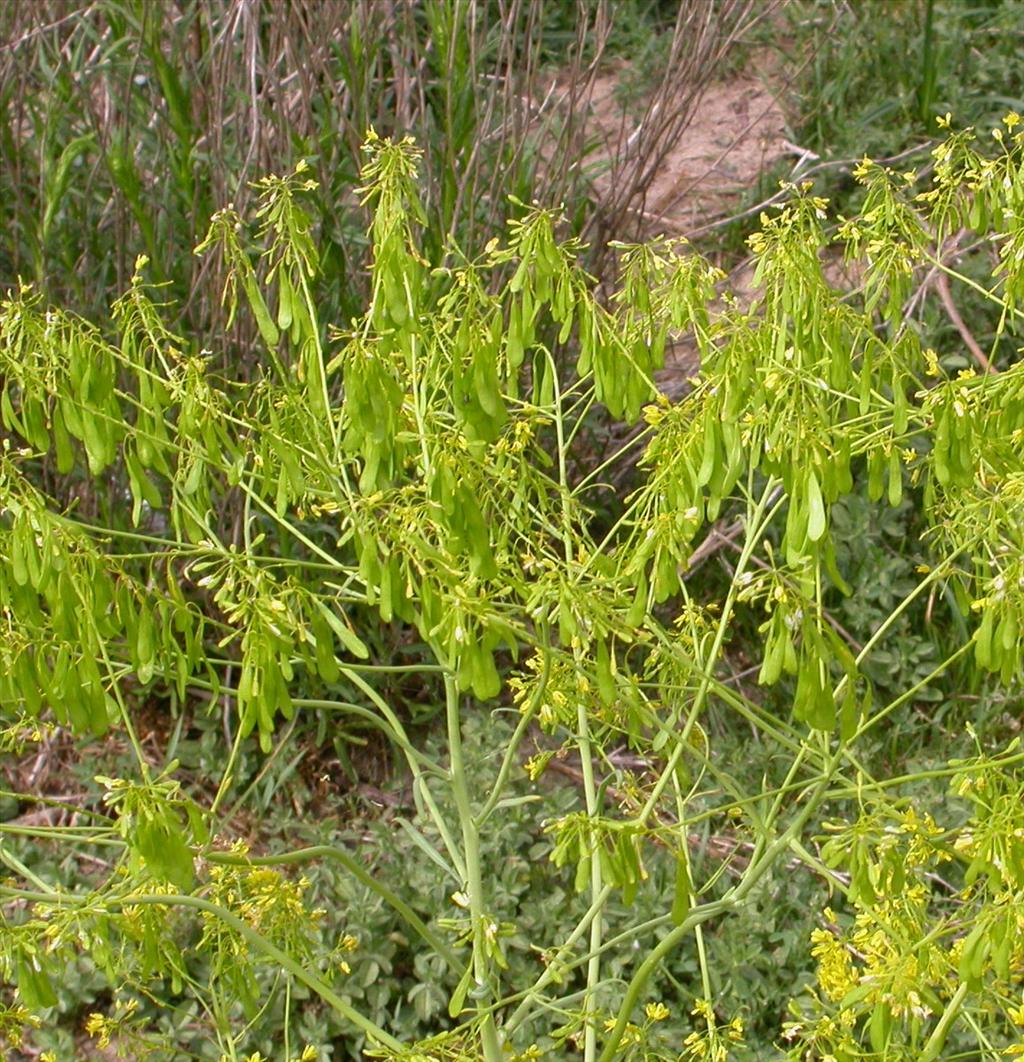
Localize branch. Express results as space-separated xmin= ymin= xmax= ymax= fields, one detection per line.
xmin=934 ymin=271 xmax=995 ymax=374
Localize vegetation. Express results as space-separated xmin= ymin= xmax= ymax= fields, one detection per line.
xmin=1 ymin=3 xmax=1024 ymax=1062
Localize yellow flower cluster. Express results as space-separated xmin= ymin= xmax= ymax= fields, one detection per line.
xmin=682 ymin=999 xmax=744 ymax=1061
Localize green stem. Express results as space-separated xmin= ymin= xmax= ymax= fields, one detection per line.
xmin=206 ymin=846 xmax=458 ymax=969
xmin=919 ymin=980 xmax=969 ymax=1062
xmin=598 ymin=750 xmax=840 ymax=1062
xmin=577 ymin=698 xmax=603 ymax=1062
xmin=445 ymin=673 xmax=503 ymax=1062
xmin=504 ymin=885 xmax=615 ymax=1034
xmin=0 ymin=886 xmax=402 ymax=1052
xmin=636 ymin=480 xmax=783 ymax=826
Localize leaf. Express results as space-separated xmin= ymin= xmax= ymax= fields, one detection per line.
xmin=974 ymin=607 xmax=995 ymax=671
xmin=470 ymin=646 xmax=502 ymax=701
xmin=958 ymin=922 xmax=989 ymax=989
xmin=136 ymin=817 xmax=195 ymax=891
xmin=52 ymin=406 xmax=75 ymax=473
xmin=16 ymin=954 xmax=57 ymax=1011
xmin=806 ymin=470 xmax=826 ymax=542
xmin=135 ymin=606 xmax=156 ymax=685
xmin=868 ymin=1002 xmax=890 ymax=1054
xmin=448 ymin=964 xmax=473 ymax=1018
xmin=243 ymin=275 xmax=280 ymax=349
xmin=697 ymin=418 xmax=717 ymax=487
xmin=595 ymin=639 xmax=616 ymax=706
xmin=758 ymin=619 xmax=786 ymax=687
xmin=671 ymin=854 xmax=691 ymax=926
xmin=277 ymin=269 xmax=294 ymax=331
xmin=887 ymin=447 xmax=903 ymax=507
xmin=315 ymin=599 xmax=369 ymax=659
xmin=395 ymin=817 xmax=457 ymax=882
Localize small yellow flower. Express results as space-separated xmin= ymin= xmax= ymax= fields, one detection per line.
xmin=645 ymin=1001 xmax=670 ymax=1021
xmin=84 ymin=1013 xmax=111 ymax=1050
xmin=692 ymin=998 xmax=714 ymax=1020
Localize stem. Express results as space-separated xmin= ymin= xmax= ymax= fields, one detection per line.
xmin=0 ymin=886 xmax=403 ymax=1052
xmin=577 ymin=698 xmax=603 ymax=1062
xmin=445 ymin=673 xmax=502 ymax=1062
xmin=919 ymin=981 xmax=969 ymax=1062
xmin=550 ymin=354 xmax=604 ymax=1061
xmin=504 ymin=883 xmax=615 ymax=1034
xmin=598 ymin=749 xmax=841 ymax=1062
xmin=636 ymin=480 xmax=783 ymax=826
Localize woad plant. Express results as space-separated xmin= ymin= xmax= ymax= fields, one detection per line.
xmin=1 ymin=120 xmax=1024 ymax=1059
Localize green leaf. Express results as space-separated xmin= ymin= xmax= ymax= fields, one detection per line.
xmin=671 ymin=853 xmax=692 ymax=926
xmin=16 ymin=954 xmax=57 ymax=1011
xmin=448 ymin=963 xmax=473 ymax=1018
xmin=315 ymin=600 xmax=369 ymax=660
xmin=806 ymin=470 xmax=826 ymax=542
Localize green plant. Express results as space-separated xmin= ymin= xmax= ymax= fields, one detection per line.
xmin=3 ymin=119 xmax=1024 ymax=1062
xmin=786 ymin=0 xmax=1024 ymax=164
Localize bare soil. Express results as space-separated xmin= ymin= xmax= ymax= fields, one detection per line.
xmin=584 ymin=55 xmax=794 ymax=241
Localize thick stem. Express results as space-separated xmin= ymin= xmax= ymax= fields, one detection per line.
xmin=577 ymin=699 xmax=603 ymax=1062
xmin=597 ymin=751 xmax=839 ymax=1062
xmin=636 ymin=480 xmax=784 ymax=826
xmin=445 ymin=673 xmax=503 ymax=1062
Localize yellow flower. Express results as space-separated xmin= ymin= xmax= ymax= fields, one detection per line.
xmin=84 ymin=1013 xmax=111 ymax=1050
xmin=810 ymin=926 xmax=859 ymax=1001
xmin=645 ymin=1001 xmax=670 ymax=1021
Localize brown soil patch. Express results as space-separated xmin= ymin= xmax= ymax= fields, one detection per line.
xmin=584 ymin=56 xmax=793 ymax=241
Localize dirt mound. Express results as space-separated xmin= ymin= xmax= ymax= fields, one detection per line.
xmin=584 ymin=58 xmax=793 ymax=241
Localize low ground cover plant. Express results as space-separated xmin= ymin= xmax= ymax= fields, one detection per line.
xmin=1 ymin=119 xmax=1024 ymax=1061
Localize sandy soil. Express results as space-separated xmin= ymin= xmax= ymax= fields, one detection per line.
xmin=584 ymin=56 xmax=795 ymax=241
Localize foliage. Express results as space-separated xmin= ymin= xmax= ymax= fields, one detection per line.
xmin=786 ymin=0 xmax=1024 ymax=158
xmin=2 ymin=114 xmax=1024 ymax=1062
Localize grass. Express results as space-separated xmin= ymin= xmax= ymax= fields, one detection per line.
xmin=0 ymin=0 xmax=760 ymax=353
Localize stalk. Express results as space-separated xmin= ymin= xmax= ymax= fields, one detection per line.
xmin=577 ymin=699 xmax=603 ymax=1062
xmin=549 ymin=348 xmax=605 ymax=1061
xmin=598 ymin=750 xmax=841 ymax=1062
xmin=445 ymin=672 xmax=503 ymax=1062
xmin=636 ymin=479 xmax=784 ymax=826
